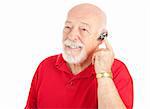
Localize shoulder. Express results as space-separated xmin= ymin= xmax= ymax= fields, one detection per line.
xmin=112 ymin=59 xmax=127 ymax=69
xmin=41 ymin=54 xmax=60 ymax=64
xmin=36 ymin=54 xmax=60 ymax=71
xmin=112 ymin=58 xmax=132 ymax=81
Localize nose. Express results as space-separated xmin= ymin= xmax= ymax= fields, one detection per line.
xmin=67 ymin=27 xmax=80 ymax=41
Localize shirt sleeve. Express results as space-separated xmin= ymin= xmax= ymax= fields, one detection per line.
xmin=25 ymin=66 xmax=39 ymax=109
xmin=112 ymin=59 xmax=134 ymax=109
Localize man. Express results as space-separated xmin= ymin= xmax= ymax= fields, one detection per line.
xmin=25 ymin=3 xmax=133 ymax=109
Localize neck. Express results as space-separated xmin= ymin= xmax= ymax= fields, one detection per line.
xmin=67 ymin=55 xmax=92 ymax=75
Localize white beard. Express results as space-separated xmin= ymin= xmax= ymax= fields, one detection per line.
xmin=62 ymin=39 xmax=88 ymax=64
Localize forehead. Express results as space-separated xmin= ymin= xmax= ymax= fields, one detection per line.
xmin=65 ymin=20 xmax=89 ymax=27
xmin=65 ymin=14 xmax=97 ymax=27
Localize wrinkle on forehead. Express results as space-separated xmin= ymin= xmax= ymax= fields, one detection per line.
xmin=67 ymin=3 xmax=107 ymax=29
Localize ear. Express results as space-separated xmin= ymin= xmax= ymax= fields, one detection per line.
xmin=101 ymin=28 xmax=108 ymax=33
xmin=99 ymin=28 xmax=108 ymax=35
xmin=97 ymin=28 xmax=108 ymax=39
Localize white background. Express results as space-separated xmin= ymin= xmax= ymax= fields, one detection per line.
xmin=0 ymin=0 xmax=149 ymax=109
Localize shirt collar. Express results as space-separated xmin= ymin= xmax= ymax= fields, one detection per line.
xmin=55 ymin=54 xmax=96 ymax=79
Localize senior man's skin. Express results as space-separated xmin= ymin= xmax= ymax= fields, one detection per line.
xmin=63 ymin=3 xmax=127 ymax=109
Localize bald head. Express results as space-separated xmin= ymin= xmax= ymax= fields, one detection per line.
xmin=67 ymin=3 xmax=107 ymax=30
xmin=62 ymin=3 xmax=107 ymax=64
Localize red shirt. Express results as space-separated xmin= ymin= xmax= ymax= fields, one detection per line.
xmin=25 ymin=54 xmax=133 ymax=109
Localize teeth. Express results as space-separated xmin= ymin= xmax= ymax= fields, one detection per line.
xmin=64 ymin=39 xmax=83 ymax=49
xmin=66 ymin=45 xmax=81 ymax=49
xmin=71 ymin=46 xmax=79 ymax=49
xmin=69 ymin=46 xmax=80 ymax=49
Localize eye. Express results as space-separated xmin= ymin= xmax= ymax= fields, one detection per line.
xmin=65 ymin=26 xmax=70 ymax=29
xmin=79 ymin=27 xmax=91 ymax=36
xmin=64 ymin=26 xmax=71 ymax=33
xmin=80 ymin=27 xmax=88 ymax=32
xmin=81 ymin=28 xmax=87 ymax=31
xmin=80 ymin=28 xmax=89 ymax=33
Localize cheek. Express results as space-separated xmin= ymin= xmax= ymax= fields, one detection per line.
xmin=84 ymin=40 xmax=99 ymax=53
xmin=63 ymin=33 xmax=68 ymax=41
xmin=84 ymin=43 xmax=95 ymax=53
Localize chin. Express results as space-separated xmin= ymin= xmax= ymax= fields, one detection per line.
xmin=62 ymin=48 xmax=87 ymax=64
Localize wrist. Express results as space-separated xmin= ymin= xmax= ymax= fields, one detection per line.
xmin=96 ymin=72 xmax=112 ymax=79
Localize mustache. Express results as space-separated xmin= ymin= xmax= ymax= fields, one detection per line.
xmin=63 ymin=39 xmax=84 ymax=48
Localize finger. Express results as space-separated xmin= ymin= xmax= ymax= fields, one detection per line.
xmin=92 ymin=48 xmax=105 ymax=64
xmin=104 ymin=38 xmax=113 ymax=51
xmin=94 ymin=48 xmax=106 ymax=53
xmin=92 ymin=53 xmax=95 ymax=65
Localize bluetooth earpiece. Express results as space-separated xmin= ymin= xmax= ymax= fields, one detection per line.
xmin=97 ymin=32 xmax=108 ymax=40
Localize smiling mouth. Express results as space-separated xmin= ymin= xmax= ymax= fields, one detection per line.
xmin=65 ymin=45 xmax=82 ymax=50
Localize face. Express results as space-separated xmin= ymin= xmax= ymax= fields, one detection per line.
xmin=62 ymin=12 xmax=103 ymax=64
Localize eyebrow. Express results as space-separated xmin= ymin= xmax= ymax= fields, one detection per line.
xmin=80 ymin=22 xmax=90 ymax=27
xmin=65 ymin=21 xmax=90 ymax=26
xmin=65 ymin=21 xmax=91 ymax=29
xmin=65 ymin=21 xmax=72 ymax=24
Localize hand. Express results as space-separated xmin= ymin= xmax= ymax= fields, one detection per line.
xmin=92 ymin=38 xmax=114 ymax=74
